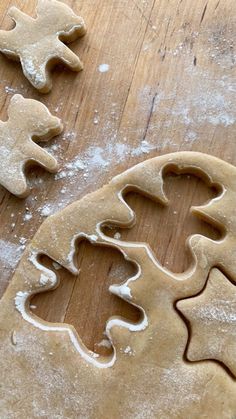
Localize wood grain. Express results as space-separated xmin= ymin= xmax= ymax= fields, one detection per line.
xmin=0 ymin=0 xmax=235 ymax=355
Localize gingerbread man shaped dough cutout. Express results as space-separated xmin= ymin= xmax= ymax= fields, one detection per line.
xmin=0 ymin=0 xmax=86 ymax=92
xmin=0 ymin=94 xmax=63 ymax=197
xmin=1 ymin=152 xmax=236 ymax=417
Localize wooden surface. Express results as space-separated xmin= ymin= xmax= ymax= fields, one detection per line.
xmin=0 ymin=0 xmax=235 ymax=355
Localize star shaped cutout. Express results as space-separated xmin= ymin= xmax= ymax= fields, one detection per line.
xmin=0 ymin=0 xmax=86 ymax=92
xmin=177 ymin=268 xmax=236 ymax=377
xmin=0 ymin=94 xmax=63 ymax=197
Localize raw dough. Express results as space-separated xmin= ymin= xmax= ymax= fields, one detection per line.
xmin=0 ymin=0 xmax=86 ymax=92
xmin=177 ymin=268 xmax=236 ymax=377
xmin=0 ymin=94 xmax=63 ymax=197
xmin=0 ymin=152 xmax=236 ymax=418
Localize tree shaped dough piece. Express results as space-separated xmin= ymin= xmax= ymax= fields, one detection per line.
xmin=177 ymin=268 xmax=236 ymax=377
xmin=1 ymin=152 xmax=236 ymax=417
xmin=0 ymin=94 xmax=63 ymax=197
xmin=0 ymin=0 xmax=86 ymax=92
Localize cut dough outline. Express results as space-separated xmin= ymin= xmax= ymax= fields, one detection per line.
xmin=16 ymin=241 xmax=147 ymax=369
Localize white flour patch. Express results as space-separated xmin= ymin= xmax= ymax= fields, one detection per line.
xmin=5 ymin=86 xmax=19 ymax=94
xmin=98 ymin=64 xmax=110 ymax=73
xmin=110 ymin=283 xmax=132 ymax=300
xmin=192 ymin=302 xmax=236 ymax=325
xmin=38 ymin=203 xmax=64 ymax=218
xmin=96 ymin=339 xmax=112 ymax=349
xmin=39 ymin=204 xmax=53 ymax=217
xmin=62 ymin=131 xmax=76 ymax=142
xmin=0 ymin=240 xmax=25 ymax=270
xmin=207 ymin=25 xmax=235 ymax=70
xmin=121 ymin=345 xmax=135 ymax=356
xmin=15 ymin=291 xmax=30 ymax=313
xmin=39 ymin=274 xmax=50 ymax=286
xmin=184 ymin=131 xmax=198 ymax=143
xmin=131 ymin=140 xmax=156 ymax=156
xmin=52 ymin=262 xmax=61 ymax=270
xmin=55 ymin=139 xmax=158 ymax=185
xmin=23 ymin=212 xmax=32 ymax=222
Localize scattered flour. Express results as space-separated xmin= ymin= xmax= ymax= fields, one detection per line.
xmin=193 ymin=303 xmax=236 ymax=324
xmin=121 ymin=345 xmax=135 ymax=356
xmin=15 ymin=291 xmax=30 ymax=313
xmin=5 ymin=86 xmax=18 ymax=94
xmin=62 ymin=131 xmax=76 ymax=142
xmin=23 ymin=59 xmax=44 ymax=86
xmin=0 ymin=240 xmax=25 ymax=270
xmin=23 ymin=212 xmax=32 ymax=222
xmin=184 ymin=131 xmax=198 ymax=143
xmin=39 ymin=204 xmax=53 ymax=217
xmin=147 ymin=69 xmax=236 ymax=129
xmin=38 ymin=202 xmax=67 ymax=218
xmin=98 ymin=64 xmax=110 ymax=73
xmin=52 ymin=262 xmax=61 ymax=270
xmin=131 ymin=140 xmax=156 ymax=156
xmin=89 ymin=235 xmax=98 ymax=242
xmin=39 ymin=274 xmax=51 ymax=286
xmin=19 ymin=237 xmax=27 ymax=249
xmin=0 ymin=238 xmax=27 ymax=287
xmin=55 ymin=139 xmax=158 ymax=184
xmin=96 ymin=339 xmax=112 ymax=349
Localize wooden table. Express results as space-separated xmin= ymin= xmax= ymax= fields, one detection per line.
xmin=0 ymin=0 xmax=235 ymax=355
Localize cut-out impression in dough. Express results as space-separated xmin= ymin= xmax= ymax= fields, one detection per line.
xmin=0 ymin=152 xmax=236 ymax=417
xmin=0 ymin=0 xmax=86 ymax=92
xmin=0 ymin=94 xmax=63 ymax=197
xmin=177 ymin=268 xmax=236 ymax=377
xmin=31 ymin=241 xmax=140 ymax=356
xmin=103 ymin=178 xmax=221 ymax=273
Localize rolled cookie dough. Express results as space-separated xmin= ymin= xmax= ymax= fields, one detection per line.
xmin=177 ymin=268 xmax=236 ymax=377
xmin=0 ymin=0 xmax=86 ymax=92
xmin=0 ymin=152 xmax=236 ymax=418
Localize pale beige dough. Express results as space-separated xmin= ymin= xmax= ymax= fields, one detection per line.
xmin=0 ymin=152 xmax=236 ymax=418
xmin=0 ymin=94 xmax=63 ymax=197
xmin=0 ymin=0 xmax=86 ymax=92
xmin=177 ymin=268 xmax=236 ymax=377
